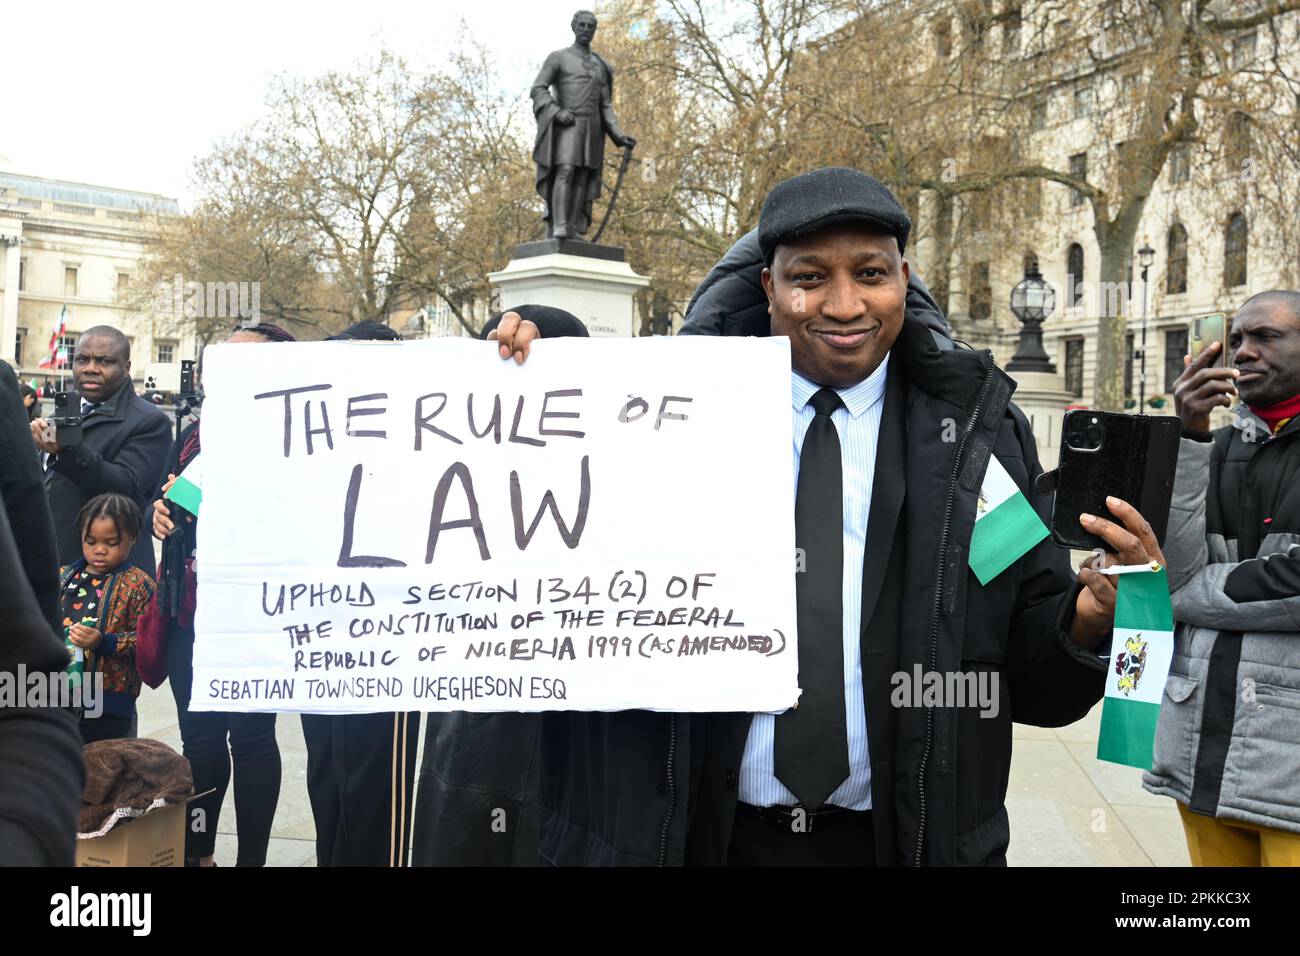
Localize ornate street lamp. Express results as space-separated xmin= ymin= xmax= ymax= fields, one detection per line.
xmin=1007 ymin=262 xmax=1058 ymax=373
xmin=1136 ymin=240 xmax=1156 ymax=410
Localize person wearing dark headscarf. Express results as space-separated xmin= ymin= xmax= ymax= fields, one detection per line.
xmin=144 ymin=323 xmax=294 ymax=867
xmin=0 ymin=361 xmax=84 ymax=865
xmin=411 ymin=305 xmax=588 ymax=867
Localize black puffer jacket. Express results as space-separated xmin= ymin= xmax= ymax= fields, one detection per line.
xmin=537 ymin=319 xmax=1106 ymax=866
xmin=680 ymin=228 xmax=952 ymax=343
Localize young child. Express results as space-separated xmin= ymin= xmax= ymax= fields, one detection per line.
xmin=59 ymin=493 xmax=156 ymax=744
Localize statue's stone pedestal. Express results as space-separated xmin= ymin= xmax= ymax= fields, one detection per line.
xmin=1007 ymin=369 xmax=1075 ymax=471
xmin=488 ymin=239 xmax=649 ymax=338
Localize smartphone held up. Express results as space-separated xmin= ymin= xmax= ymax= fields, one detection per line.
xmin=1189 ymin=312 xmax=1228 ymax=369
xmin=1037 ymin=410 xmax=1181 ymax=553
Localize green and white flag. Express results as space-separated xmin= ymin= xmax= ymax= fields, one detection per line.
xmin=968 ymin=455 xmax=1050 ymax=585
xmin=1096 ymin=566 xmax=1174 ymax=769
xmin=165 ymin=455 xmax=204 ymax=516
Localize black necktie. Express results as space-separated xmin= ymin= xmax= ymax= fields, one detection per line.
xmin=775 ymin=387 xmax=849 ymax=809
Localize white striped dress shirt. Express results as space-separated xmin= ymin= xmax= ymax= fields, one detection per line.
xmin=739 ymin=355 xmax=890 ymax=810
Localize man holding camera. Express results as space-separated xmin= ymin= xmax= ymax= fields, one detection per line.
xmin=1145 ymin=290 xmax=1300 ymax=865
xmin=30 ymin=325 xmax=170 ymax=580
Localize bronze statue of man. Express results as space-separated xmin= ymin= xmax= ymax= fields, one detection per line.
xmin=531 ymin=9 xmax=636 ymax=240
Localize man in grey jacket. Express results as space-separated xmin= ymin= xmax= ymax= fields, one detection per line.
xmin=1144 ymin=290 xmax=1300 ymax=865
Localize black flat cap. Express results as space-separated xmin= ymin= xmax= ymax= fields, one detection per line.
xmin=758 ymin=167 xmax=911 ymax=264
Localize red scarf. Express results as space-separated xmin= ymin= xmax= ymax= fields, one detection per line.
xmin=1249 ymin=393 xmax=1300 ymax=434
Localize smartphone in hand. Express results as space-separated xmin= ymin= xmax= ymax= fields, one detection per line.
xmin=1047 ymin=410 xmax=1181 ymax=551
xmin=1189 ymin=312 xmax=1228 ymax=368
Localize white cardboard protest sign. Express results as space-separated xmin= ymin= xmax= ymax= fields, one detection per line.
xmin=191 ymin=336 xmax=799 ymax=714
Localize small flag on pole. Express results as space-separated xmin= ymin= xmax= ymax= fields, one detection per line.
xmin=39 ymin=306 xmax=69 ymax=369
xmin=1096 ymin=565 xmax=1175 ymax=769
xmin=38 ymin=347 xmax=69 ymax=369
xmin=968 ymin=455 xmax=1050 ymax=585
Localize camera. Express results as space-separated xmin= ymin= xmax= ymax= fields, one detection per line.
xmin=49 ymin=389 xmax=85 ymax=448
xmin=1064 ymin=411 xmax=1105 ymax=452
xmin=179 ymin=359 xmax=197 ymax=397
xmin=175 ymin=358 xmax=202 ymax=413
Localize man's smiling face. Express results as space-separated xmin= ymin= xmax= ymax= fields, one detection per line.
xmin=761 ymin=223 xmax=909 ymax=388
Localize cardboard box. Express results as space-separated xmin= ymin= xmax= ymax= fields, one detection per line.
xmin=76 ymin=802 xmax=186 ymax=867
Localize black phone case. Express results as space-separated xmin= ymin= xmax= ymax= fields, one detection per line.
xmin=1049 ymin=412 xmax=1181 ymax=551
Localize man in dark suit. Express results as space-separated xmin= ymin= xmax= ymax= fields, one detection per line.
xmin=30 ymin=325 xmax=171 ymax=579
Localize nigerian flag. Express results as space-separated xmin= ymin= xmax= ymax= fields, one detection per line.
xmin=968 ymin=455 xmax=1050 ymax=585
xmin=1096 ymin=566 xmax=1175 ymax=769
xmin=164 ymin=455 xmax=204 ymax=516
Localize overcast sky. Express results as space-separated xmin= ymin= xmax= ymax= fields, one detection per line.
xmin=2 ymin=0 xmax=591 ymax=206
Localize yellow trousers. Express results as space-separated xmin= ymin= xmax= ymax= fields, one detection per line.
xmin=1178 ymin=802 xmax=1300 ymax=866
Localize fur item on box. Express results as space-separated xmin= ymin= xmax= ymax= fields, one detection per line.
xmin=78 ymin=738 xmax=193 ymax=838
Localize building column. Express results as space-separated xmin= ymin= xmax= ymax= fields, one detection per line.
xmin=0 ymin=226 xmax=22 ymax=367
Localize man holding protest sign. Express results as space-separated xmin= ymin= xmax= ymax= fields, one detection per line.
xmin=495 ymin=167 xmax=1164 ymax=866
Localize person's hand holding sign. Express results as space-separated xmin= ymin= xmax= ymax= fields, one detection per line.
xmin=1069 ymin=496 xmax=1167 ymax=648
xmin=488 ymin=311 xmax=542 ymax=365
